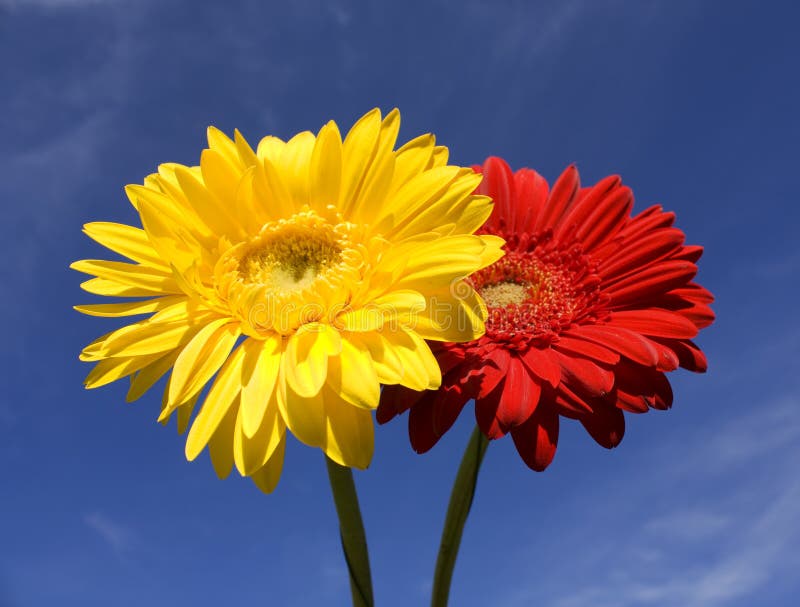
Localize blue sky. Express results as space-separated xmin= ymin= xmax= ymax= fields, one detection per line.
xmin=2 ymin=0 xmax=799 ymax=605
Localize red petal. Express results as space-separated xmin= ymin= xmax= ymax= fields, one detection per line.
xmin=673 ymin=244 xmax=704 ymax=263
xmin=377 ymin=384 xmax=424 ymax=423
xmin=599 ymin=228 xmax=685 ymax=279
xmin=513 ymin=168 xmax=549 ymax=233
xmin=477 ymin=157 xmax=514 ymax=232
xmin=553 ymin=174 xmax=621 ymax=241
xmin=520 ymin=346 xmax=561 ymax=388
xmin=495 ymin=356 xmax=541 ymax=430
xmin=433 ymin=346 xmax=467 ymax=374
xmin=568 ymin=324 xmax=659 ymax=367
xmin=621 ymin=206 xmax=675 ymax=240
xmin=555 ymin=333 xmax=620 ymax=365
xmin=610 ymin=309 xmax=699 ymax=339
xmin=475 ymin=382 xmax=507 ymax=439
xmin=615 ymin=363 xmax=674 ymax=410
xmin=681 ymin=302 xmax=716 ymax=329
xmin=656 ymin=338 xmax=708 ymax=372
xmin=477 ymin=348 xmax=511 ymax=398
xmin=511 ymin=404 xmax=560 ymax=471
xmin=678 ymin=282 xmax=715 ymax=304
xmin=554 ymin=382 xmax=594 ymax=415
xmin=616 ymin=388 xmax=650 ymax=413
xmin=580 ymin=406 xmax=625 ymax=448
xmin=555 ymin=351 xmax=614 ymax=397
xmin=408 ymin=385 xmax=471 ymax=453
xmin=642 ymin=335 xmax=680 ymax=371
xmin=606 ymin=260 xmax=697 ymax=307
xmin=534 ymin=165 xmax=579 ymax=231
xmin=574 ymin=185 xmax=633 ymax=251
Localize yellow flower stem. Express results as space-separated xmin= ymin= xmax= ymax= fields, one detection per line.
xmin=430 ymin=425 xmax=489 ymax=607
xmin=325 ymin=456 xmax=374 ymax=607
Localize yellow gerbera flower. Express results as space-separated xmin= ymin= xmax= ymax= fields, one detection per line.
xmin=73 ymin=108 xmax=504 ymax=493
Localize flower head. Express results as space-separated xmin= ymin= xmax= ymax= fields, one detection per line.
xmin=73 ymin=109 xmax=503 ymax=492
xmin=378 ymin=157 xmax=714 ymax=471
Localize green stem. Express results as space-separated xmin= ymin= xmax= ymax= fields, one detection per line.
xmin=325 ymin=456 xmax=374 ymax=607
xmin=430 ymin=425 xmax=489 ymax=607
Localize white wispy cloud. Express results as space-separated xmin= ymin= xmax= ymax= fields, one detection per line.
xmin=83 ymin=511 xmax=137 ymax=556
xmin=554 ymin=474 xmax=800 ymax=607
xmin=498 ymin=390 xmax=800 ymax=607
xmin=643 ymin=508 xmax=731 ymax=541
xmin=1 ymin=1 xmax=147 ymax=324
xmin=701 ymin=397 xmax=800 ymax=468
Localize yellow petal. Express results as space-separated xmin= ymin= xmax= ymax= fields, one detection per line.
xmin=373 ymin=290 xmax=426 ymax=321
xmin=388 ymin=235 xmax=489 ymax=290
xmin=277 ymin=131 xmax=316 ymax=207
xmin=309 ymin=121 xmax=342 ymax=210
xmin=430 ymin=145 xmax=449 ymax=167
xmin=278 ymin=376 xmax=326 ymax=449
xmin=101 ymin=318 xmax=206 ymax=358
xmin=348 ymin=109 xmax=400 ymax=224
xmin=479 ymin=235 xmax=506 ymax=265
xmin=338 ymin=306 xmax=386 ymax=332
xmin=127 ymin=350 xmax=179 ymax=402
xmin=82 ymin=222 xmax=166 ymax=268
xmin=185 ymin=343 xmax=246 ymax=461
xmin=207 ymin=400 xmax=238 ymax=479
xmin=173 ymin=165 xmax=244 ymax=240
xmin=340 ymin=108 xmax=382 ymax=216
xmin=168 ymin=319 xmax=240 ymax=409
xmin=283 ymin=323 xmax=342 ymax=398
xmin=347 ymin=331 xmax=404 ymax=384
xmin=200 ymin=148 xmax=241 ymax=204
xmin=321 ymin=386 xmax=374 ymax=469
xmin=84 ymin=353 xmax=162 ymax=389
xmin=125 ymin=184 xmax=205 ymax=271
xmin=240 ymin=336 xmax=282 ymax=437
xmin=79 ymin=277 xmax=164 ymax=298
xmin=233 ymin=129 xmax=258 ymax=168
xmin=177 ymin=395 xmax=198 ymax=435
xmin=206 ymin=126 xmax=243 ymax=169
xmin=71 ymin=259 xmax=180 ymax=294
xmin=233 ymin=392 xmax=285 ymax=476
xmin=79 ymin=300 xmax=208 ymax=361
xmin=259 ymin=157 xmax=298 ymax=219
xmin=250 ymin=437 xmax=286 ymax=494
xmin=256 ymin=135 xmax=285 ymax=163
xmin=74 ymin=296 xmax=183 ymax=318
xmin=233 ymin=167 xmax=270 ymax=233
xmin=385 ymin=328 xmax=441 ymax=391
xmin=158 ymin=376 xmax=196 ymax=424
xmin=387 ymin=133 xmax=435 ymax=194
xmin=412 ymin=286 xmax=487 ymax=343
xmin=374 ymin=165 xmax=460 ymax=234
xmin=438 ymin=194 xmax=493 ymax=237
xmin=389 ymin=171 xmax=482 ymax=240
xmin=327 ymin=338 xmax=380 ymax=409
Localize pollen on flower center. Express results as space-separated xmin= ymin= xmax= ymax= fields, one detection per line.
xmin=239 ymin=227 xmax=343 ymax=291
xmin=480 ymin=281 xmax=530 ymax=308
xmin=469 ymin=242 xmax=605 ymax=347
xmin=214 ymin=209 xmax=368 ymax=336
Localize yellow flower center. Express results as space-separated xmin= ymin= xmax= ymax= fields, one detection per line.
xmin=239 ymin=221 xmax=343 ymax=292
xmin=214 ymin=209 xmax=371 ymax=337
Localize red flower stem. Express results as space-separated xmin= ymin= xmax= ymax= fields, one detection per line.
xmin=431 ymin=425 xmax=490 ymax=607
xmin=325 ymin=456 xmax=374 ymax=607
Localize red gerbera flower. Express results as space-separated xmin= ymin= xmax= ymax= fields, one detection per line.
xmin=377 ymin=157 xmax=714 ymax=471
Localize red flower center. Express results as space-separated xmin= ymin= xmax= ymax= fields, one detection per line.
xmin=470 ymin=234 xmax=606 ymax=348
